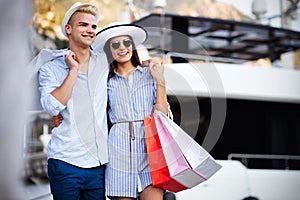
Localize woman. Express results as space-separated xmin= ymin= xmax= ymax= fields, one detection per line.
xmin=93 ymin=23 xmax=169 ymax=200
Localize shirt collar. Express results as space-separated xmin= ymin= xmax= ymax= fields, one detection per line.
xmin=136 ymin=65 xmax=143 ymax=72
xmin=61 ymin=49 xmax=96 ymax=69
xmin=114 ymin=65 xmax=143 ymax=76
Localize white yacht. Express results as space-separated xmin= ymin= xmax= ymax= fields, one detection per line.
xmin=132 ymin=12 xmax=300 ymax=200
xmin=24 ymin=6 xmax=300 ymax=200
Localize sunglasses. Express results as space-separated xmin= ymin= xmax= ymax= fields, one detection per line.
xmin=111 ymin=39 xmax=133 ymax=50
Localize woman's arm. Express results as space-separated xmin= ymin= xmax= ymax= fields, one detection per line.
xmin=149 ymin=58 xmax=168 ymax=115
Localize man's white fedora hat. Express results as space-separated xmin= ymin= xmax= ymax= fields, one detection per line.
xmin=61 ymin=2 xmax=100 ymax=38
xmin=92 ymin=23 xmax=148 ymax=53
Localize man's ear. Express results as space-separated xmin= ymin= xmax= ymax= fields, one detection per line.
xmin=65 ymin=24 xmax=71 ymax=35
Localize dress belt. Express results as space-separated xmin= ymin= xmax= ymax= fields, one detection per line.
xmin=113 ymin=120 xmax=144 ymax=171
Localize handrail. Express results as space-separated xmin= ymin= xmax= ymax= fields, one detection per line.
xmin=165 ymin=51 xmax=249 ymax=64
xmin=228 ymin=153 xmax=300 ymax=169
xmin=228 ymin=153 xmax=300 ymax=160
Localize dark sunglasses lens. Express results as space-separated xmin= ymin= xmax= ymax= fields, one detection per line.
xmin=123 ymin=40 xmax=132 ymax=47
xmin=111 ymin=42 xmax=120 ymax=49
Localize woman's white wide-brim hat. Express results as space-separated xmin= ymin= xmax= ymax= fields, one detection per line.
xmin=92 ymin=23 xmax=148 ymax=52
xmin=61 ymin=2 xmax=100 ymax=38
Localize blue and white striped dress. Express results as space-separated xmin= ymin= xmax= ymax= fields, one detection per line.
xmin=105 ymin=66 xmax=156 ymax=198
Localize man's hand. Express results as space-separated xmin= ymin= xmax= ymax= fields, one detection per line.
xmin=65 ymin=50 xmax=79 ymax=72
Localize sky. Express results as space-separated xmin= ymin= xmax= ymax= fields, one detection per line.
xmin=217 ymin=0 xmax=300 ymax=31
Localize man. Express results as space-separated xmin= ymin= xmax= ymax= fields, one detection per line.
xmin=38 ymin=2 xmax=108 ymax=199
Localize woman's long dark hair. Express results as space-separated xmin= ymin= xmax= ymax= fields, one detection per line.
xmin=103 ymin=35 xmax=142 ymax=79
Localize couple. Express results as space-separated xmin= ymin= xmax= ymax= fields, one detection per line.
xmin=38 ymin=2 xmax=171 ymax=200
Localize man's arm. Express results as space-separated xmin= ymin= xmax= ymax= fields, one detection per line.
xmin=51 ymin=51 xmax=79 ymax=105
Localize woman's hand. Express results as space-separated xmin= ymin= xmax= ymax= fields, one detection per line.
xmin=50 ymin=114 xmax=63 ymax=127
xmin=149 ymin=58 xmax=168 ymax=115
xmin=149 ymin=58 xmax=165 ymax=85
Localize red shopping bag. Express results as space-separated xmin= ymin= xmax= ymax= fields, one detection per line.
xmin=144 ymin=113 xmax=187 ymax=192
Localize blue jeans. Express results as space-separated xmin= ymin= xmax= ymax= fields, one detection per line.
xmin=48 ymin=158 xmax=106 ymax=200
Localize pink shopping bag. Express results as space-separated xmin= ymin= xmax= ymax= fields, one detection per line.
xmin=154 ymin=110 xmax=222 ymax=187
xmin=144 ymin=113 xmax=187 ymax=192
xmin=153 ymin=112 xmax=206 ymax=192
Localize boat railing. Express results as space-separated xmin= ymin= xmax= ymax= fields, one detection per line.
xmin=228 ymin=153 xmax=300 ymax=170
xmin=24 ymin=152 xmax=48 ymax=183
xmin=164 ymin=51 xmax=249 ymax=64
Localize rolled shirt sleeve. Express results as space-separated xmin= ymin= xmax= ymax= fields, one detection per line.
xmin=38 ymin=58 xmax=67 ymax=116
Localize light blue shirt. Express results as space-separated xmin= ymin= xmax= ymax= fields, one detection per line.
xmin=108 ymin=66 xmax=156 ymax=123
xmin=38 ymin=50 xmax=109 ymax=168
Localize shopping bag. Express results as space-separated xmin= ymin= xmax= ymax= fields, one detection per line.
xmin=144 ymin=113 xmax=187 ymax=192
xmin=153 ymin=112 xmax=207 ymax=191
xmin=154 ymin=110 xmax=222 ymax=181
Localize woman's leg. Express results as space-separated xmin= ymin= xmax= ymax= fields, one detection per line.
xmin=139 ymin=185 xmax=163 ymax=200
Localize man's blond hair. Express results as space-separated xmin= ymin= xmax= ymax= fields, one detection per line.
xmin=68 ymin=5 xmax=98 ymax=25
